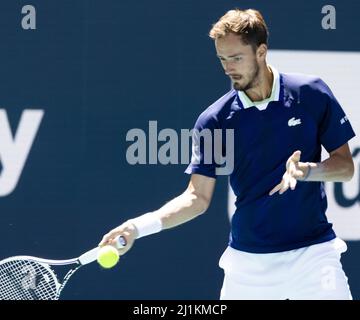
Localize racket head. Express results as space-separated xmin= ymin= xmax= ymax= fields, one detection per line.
xmin=0 ymin=257 xmax=60 ymax=300
xmin=0 ymin=237 xmax=126 ymax=300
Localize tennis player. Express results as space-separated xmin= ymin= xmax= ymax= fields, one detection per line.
xmin=100 ymin=9 xmax=356 ymax=299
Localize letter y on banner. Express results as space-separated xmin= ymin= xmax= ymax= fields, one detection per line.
xmin=0 ymin=109 xmax=44 ymax=196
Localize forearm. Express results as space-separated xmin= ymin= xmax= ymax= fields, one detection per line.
xmin=99 ymin=175 xmax=214 ymax=251
xmin=127 ymin=190 xmax=209 ymax=239
xmin=154 ymin=191 xmax=208 ymax=229
xmin=301 ymin=153 xmax=354 ymax=182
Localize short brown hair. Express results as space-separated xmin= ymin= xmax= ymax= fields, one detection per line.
xmin=209 ymin=9 xmax=269 ymax=49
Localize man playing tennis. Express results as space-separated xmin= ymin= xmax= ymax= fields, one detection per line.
xmin=100 ymin=9 xmax=356 ymax=299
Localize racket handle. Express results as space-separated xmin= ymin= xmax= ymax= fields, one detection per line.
xmin=79 ymin=236 xmax=127 ymax=265
xmin=115 ymin=235 xmax=127 ymax=249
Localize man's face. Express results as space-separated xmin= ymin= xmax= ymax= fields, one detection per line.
xmin=215 ymin=33 xmax=260 ymax=91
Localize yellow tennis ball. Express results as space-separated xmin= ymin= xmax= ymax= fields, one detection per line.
xmin=97 ymin=245 xmax=119 ymax=269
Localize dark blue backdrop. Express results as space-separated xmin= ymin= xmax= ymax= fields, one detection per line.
xmin=0 ymin=0 xmax=359 ymax=299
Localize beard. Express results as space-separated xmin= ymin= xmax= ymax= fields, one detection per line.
xmin=232 ymin=62 xmax=259 ymax=91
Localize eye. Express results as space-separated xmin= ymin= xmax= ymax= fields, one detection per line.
xmin=234 ymin=56 xmax=242 ymax=62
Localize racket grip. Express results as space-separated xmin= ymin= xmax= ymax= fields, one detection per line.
xmin=115 ymin=235 xmax=127 ymax=249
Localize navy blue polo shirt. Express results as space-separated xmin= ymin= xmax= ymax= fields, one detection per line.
xmin=185 ymin=67 xmax=356 ymax=253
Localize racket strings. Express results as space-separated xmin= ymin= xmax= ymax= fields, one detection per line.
xmin=0 ymin=259 xmax=59 ymax=300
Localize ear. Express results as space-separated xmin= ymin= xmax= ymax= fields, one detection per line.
xmin=256 ymin=44 xmax=267 ymax=61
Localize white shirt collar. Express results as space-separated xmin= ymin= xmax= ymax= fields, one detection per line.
xmin=237 ymin=65 xmax=280 ymax=111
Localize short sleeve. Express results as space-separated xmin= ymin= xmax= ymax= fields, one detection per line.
xmin=185 ymin=112 xmax=221 ymax=179
xmin=317 ymin=79 xmax=356 ymax=152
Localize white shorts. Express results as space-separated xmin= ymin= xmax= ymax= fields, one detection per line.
xmin=219 ymin=238 xmax=352 ymax=300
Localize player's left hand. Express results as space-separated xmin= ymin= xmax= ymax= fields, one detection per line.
xmin=269 ymin=150 xmax=309 ymax=196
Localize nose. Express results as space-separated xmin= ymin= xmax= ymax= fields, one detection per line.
xmin=223 ymin=61 xmax=235 ymax=75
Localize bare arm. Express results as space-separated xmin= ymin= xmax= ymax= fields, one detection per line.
xmin=99 ymin=174 xmax=216 ymax=253
xmin=158 ymin=174 xmax=216 ymax=229
xmin=303 ymin=143 xmax=354 ymax=182
xmin=270 ymin=143 xmax=354 ymax=196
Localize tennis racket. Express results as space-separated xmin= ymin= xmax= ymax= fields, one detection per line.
xmin=0 ymin=236 xmax=126 ymax=300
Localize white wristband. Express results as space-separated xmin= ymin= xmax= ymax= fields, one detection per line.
xmin=129 ymin=212 xmax=162 ymax=239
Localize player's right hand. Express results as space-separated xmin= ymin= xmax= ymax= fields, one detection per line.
xmin=99 ymin=220 xmax=138 ymax=255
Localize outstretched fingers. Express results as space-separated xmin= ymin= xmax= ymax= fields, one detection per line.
xmin=269 ymin=181 xmax=282 ymax=196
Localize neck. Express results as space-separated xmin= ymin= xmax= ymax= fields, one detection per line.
xmin=245 ymin=65 xmax=273 ymax=102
